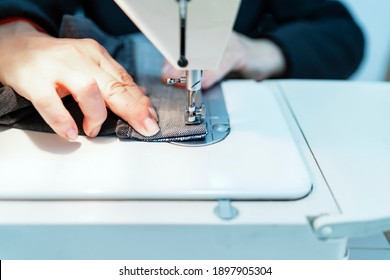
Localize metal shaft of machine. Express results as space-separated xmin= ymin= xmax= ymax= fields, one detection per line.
xmin=178 ymin=0 xmax=189 ymax=67
xmin=186 ymin=69 xmax=202 ymax=123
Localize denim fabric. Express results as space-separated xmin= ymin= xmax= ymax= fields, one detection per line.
xmin=0 ymin=15 xmax=207 ymax=141
xmin=0 ymin=86 xmax=33 ymax=126
xmin=115 ymin=34 xmax=207 ymax=142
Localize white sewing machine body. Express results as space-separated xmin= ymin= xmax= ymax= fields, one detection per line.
xmin=1 ymin=80 xmax=390 ymax=259
xmin=114 ymin=0 xmax=241 ymax=70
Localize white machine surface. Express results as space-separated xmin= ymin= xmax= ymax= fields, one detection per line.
xmin=0 ymin=80 xmax=390 ymax=259
xmin=0 ymin=81 xmax=311 ymax=200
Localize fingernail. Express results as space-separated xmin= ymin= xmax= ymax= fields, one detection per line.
xmin=88 ymin=126 xmax=101 ymax=138
xmin=66 ymin=128 xmax=78 ymax=141
xmin=143 ymin=117 xmax=160 ymax=136
xmin=149 ymin=107 xmax=159 ymax=122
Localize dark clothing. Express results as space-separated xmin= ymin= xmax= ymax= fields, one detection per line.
xmin=0 ymin=0 xmax=364 ymax=79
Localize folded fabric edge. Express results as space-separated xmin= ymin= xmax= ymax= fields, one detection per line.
xmin=118 ymin=133 xmax=207 ymax=142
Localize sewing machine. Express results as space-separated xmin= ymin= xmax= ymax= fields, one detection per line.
xmin=114 ymin=0 xmax=240 ymax=131
xmin=0 ymin=0 xmax=390 ymax=259
xmin=1 ymin=79 xmax=390 ymax=259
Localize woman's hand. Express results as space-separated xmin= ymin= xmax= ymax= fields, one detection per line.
xmin=0 ymin=21 xmax=159 ymax=140
xmin=162 ymin=31 xmax=286 ymax=89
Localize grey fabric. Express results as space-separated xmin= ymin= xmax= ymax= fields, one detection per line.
xmin=0 ymin=86 xmax=33 ymax=125
xmin=115 ymin=34 xmax=207 ymax=142
xmin=0 ymin=15 xmax=207 ymax=142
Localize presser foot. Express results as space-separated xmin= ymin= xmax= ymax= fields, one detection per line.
xmin=172 ymin=83 xmax=230 ymax=147
xmin=185 ymin=104 xmax=206 ymax=125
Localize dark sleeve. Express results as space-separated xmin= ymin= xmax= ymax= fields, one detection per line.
xmin=0 ymin=0 xmax=81 ymax=36
xmin=264 ymin=0 xmax=365 ymax=79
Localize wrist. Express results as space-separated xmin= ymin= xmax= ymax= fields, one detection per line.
xmin=0 ymin=17 xmax=46 ymax=33
xmin=0 ymin=20 xmax=43 ymax=38
xmin=0 ymin=20 xmax=48 ymax=85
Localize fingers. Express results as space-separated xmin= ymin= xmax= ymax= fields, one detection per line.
xmin=148 ymin=106 xmax=158 ymax=122
xmin=32 ymin=70 xmax=108 ymax=140
xmin=161 ymin=62 xmax=186 ymax=88
xmin=93 ymin=68 xmax=160 ymax=137
xmin=57 ymin=71 xmax=107 ymax=137
xmin=66 ymin=43 xmax=159 ymax=137
xmin=30 ymin=85 xmax=78 ymax=140
xmin=161 ymin=61 xmax=219 ymax=89
xmin=160 ymin=31 xmax=249 ymax=90
xmin=98 ymin=49 xmax=160 ymax=133
xmin=99 ymin=51 xmax=135 ymax=85
xmin=14 ymin=37 xmax=159 ymax=139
